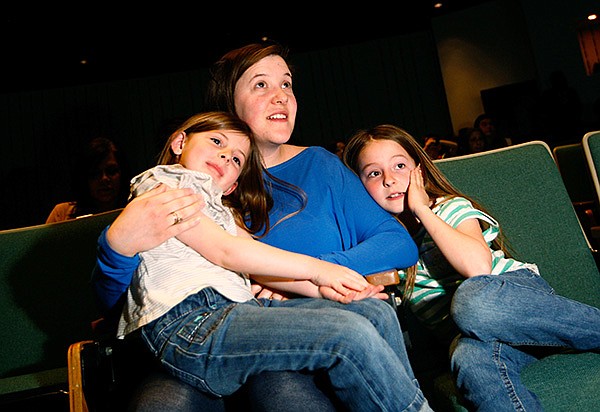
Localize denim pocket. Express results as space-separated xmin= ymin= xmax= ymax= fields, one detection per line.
xmin=175 ymin=304 xmax=235 ymax=348
xmin=177 ymin=311 xmax=213 ymax=343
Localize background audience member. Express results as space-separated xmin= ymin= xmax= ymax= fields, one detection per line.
xmin=325 ymin=139 xmax=346 ymax=160
xmin=456 ymin=127 xmax=486 ymax=155
xmin=46 ymin=137 xmax=131 ymax=223
xmin=422 ymin=134 xmax=457 ymax=159
xmin=423 ymin=134 xmax=444 ymax=159
xmin=473 ymin=113 xmax=509 ymax=149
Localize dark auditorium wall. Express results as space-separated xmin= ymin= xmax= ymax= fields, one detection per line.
xmin=434 ymin=0 xmax=600 ymax=143
xmin=2 ymin=0 xmax=598 ymax=230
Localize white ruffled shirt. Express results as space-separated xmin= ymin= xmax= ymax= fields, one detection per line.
xmin=117 ymin=164 xmax=253 ymax=338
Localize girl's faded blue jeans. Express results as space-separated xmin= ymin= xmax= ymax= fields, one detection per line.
xmin=141 ymin=287 xmax=431 ymax=412
xmin=450 ymin=268 xmax=600 ymax=411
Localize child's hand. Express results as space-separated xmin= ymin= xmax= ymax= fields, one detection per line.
xmin=407 ymin=165 xmax=431 ymax=215
xmin=309 ymin=262 xmax=373 ymax=299
xmin=319 ymin=284 xmax=387 ymax=303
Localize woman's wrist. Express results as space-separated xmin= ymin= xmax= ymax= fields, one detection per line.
xmin=105 ymin=223 xmax=137 ymax=257
xmin=99 ymin=226 xmax=140 ymax=264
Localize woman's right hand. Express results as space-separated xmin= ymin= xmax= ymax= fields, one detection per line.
xmin=106 ymin=184 xmax=205 ymax=256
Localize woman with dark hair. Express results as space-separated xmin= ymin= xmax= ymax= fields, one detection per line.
xmin=46 ymin=137 xmax=130 ymax=223
xmin=456 ymin=127 xmax=486 ymax=155
xmin=473 ymin=113 xmax=508 ymax=150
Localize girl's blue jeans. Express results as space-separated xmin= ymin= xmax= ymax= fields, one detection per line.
xmin=450 ymin=268 xmax=600 ymax=411
xmin=141 ymin=287 xmax=430 ymax=412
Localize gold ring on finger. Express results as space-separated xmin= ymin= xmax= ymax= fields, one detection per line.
xmin=171 ymin=211 xmax=182 ymax=225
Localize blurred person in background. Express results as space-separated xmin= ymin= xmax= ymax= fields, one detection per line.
xmin=46 ymin=137 xmax=131 ymax=223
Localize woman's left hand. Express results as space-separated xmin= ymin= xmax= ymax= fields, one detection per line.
xmin=251 ymin=283 xmax=288 ymax=301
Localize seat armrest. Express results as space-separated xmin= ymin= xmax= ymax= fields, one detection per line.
xmin=366 ymin=269 xmax=399 ymax=286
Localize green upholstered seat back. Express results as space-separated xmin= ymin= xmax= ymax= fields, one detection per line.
xmin=552 ymin=142 xmax=596 ymax=204
xmin=0 ymin=209 xmax=120 ymax=393
xmin=432 ymin=141 xmax=600 ymax=412
xmin=435 ymin=141 xmax=600 ymax=308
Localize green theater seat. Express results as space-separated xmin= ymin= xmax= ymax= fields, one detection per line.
xmin=428 ymin=140 xmax=600 ymax=411
xmin=0 ymin=209 xmax=121 ymax=409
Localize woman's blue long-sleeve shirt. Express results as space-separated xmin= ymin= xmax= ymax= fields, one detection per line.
xmin=93 ymin=147 xmax=418 ymax=314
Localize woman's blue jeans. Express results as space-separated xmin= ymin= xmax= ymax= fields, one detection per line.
xmin=141 ymin=287 xmax=430 ymax=412
xmin=450 ymin=269 xmax=600 ymax=411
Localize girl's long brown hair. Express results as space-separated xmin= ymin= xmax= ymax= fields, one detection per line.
xmin=157 ymin=111 xmax=271 ymax=235
xmin=344 ymin=124 xmax=512 ymax=300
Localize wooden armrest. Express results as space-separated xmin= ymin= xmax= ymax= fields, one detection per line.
xmin=68 ymin=340 xmax=95 ymax=412
xmin=366 ymin=269 xmax=399 ymax=286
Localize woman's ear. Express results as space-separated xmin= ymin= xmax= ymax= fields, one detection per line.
xmin=223 ymin=182 xmax=238 ymax=196
xmin=170 ymin=132 xmax=186 ymax=155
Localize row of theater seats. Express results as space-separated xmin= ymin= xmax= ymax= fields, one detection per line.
xmin=552 ymin=131 xmax=600 ymax=253
xmin=1 ymin=136 xmax=600 ymax=411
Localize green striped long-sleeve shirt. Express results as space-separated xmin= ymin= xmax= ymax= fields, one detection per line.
xmin=400 ymin=196 xmax=537 ymax=340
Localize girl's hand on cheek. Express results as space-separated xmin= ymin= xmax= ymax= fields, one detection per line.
xmin=407 ymin=166 xmax=430 ymax=215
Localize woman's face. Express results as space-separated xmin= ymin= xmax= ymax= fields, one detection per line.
xmin=469 ymin=130 xmax=485 ymax=153
xmin=356 ymin=139 xmax=417 ymax=215
xmin=478 ymin=118 xmax=495 ymax=136
xmin=88 ymin=152 xmax=121 ymax=206
xmin=233 ymin=55 xmax=297 ymax=149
